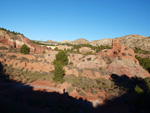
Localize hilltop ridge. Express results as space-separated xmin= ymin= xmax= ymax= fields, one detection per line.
xmin=46 ymin=34 xmax=150 ymax=51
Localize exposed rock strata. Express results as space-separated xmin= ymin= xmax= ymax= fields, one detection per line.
xmin=0 ymin=30 xmax=49 ymax=54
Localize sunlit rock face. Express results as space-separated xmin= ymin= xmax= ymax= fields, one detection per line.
xmin=0 ymin=29 xmax=49 ymax=54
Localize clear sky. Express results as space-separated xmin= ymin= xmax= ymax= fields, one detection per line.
xmin=0 ymin=0 xmax=150 ymax=42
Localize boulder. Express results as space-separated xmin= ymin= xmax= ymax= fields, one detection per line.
xmin=107 ymin=58 xmax=150 ymax=78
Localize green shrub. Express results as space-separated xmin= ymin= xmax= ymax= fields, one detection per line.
xmin=87 ymin=57 xmax=91 ymax=61
xmin=128 ymin=53 xmax=132 ymax=56
xmin=0 ymin=27 xmax=24 ymax=36
xmin=53 ymin=50 xmax=68 ymax=66
xmin=64 ymin=75 xmax=115 ymax=93
xmin=20 ymin=44 xmax=30 ymax=54
xmin=122 ymin=53 xmax=126 ymax=56
xmin=95 ymin=78 xmax=113 ymax=90
xmin=134 ymin=47 xmax=150 ymax=54
xmin=85 ymin=52 xmax=94 ymax=55
xmin=71 ymin=44 xmax=111 ymax=53
xmin=54 ymin=47 xmax=58 ymax=51
xmin=0 ymin=53 xmax=6 ymax=58
xmin=124 ymin=48 xmax=128 ymax=50
xmin=145 ymin=78 xmax=150 ymax=94
xmin=42 ymin=51 xmax=46 ymax=54
xmin=0 ymin=46 xmax=8 ymax=50
xmin=113 ymin=51 xmax=118 ymax=55
xmin=135 ymin=55 xmax=150 ymax=72
xmin=53 ymin=61 xmax=65 ymax=83
xmin=15 ymin=63 xmax=18 ymax=66
xmin=103 ymin=55 xmax=112 ymax=64
xmin=7 ymin=55 xmax=17 ymax=59
xmin=135 ymin=85 xmax=144 ymax=94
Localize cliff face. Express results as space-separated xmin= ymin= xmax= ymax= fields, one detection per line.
xmin=0 ymin=30 xmax=49 ymax=54
xmin=105 ymin=39 xmax=149 ymax=78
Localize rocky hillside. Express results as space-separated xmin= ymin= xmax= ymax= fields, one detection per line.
xmin=47 ymin=40 xmax=58 ymax=43
xmin=0 ymin=38 xmax=149 ymax=79
xmin=85 ymin=34 xmax=150 ymax=51
xmin=0 ymin=36 xmax=150 ymax=110
xmin=90 ymin=38 xmax=113 ymax=46
xmin=60 ymin=40 xmax=71 ymax=43
xmin=71 ymin=38 xmax=89 ymax=44
xmin=47 ymin=34 xmax=150 ymax=51
xmin=116 ymin=34 xmax=150 ymax=50
xmin=75 ymin=35 xmax=150 ymax=51
xmin=0 ymin=29 xmax=49 ymax=54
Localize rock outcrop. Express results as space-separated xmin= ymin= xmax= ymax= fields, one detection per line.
xmin=104 ymin=39 xmax=150 ymax=78
xmin=0 ymin=29 xmax=49 ymax=54
xmin=100 ymin=39 xmax=136 ymax=60
xmin=68 ymin=39 xmax=150 ymax=78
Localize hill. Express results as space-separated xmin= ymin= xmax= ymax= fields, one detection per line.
xmin=72 ymin=38 xmax=89 ymax=44
xmin=46 ymin=34 xmax=150 ymax=52
xmin=116 ymin=34 xmax=149 ymax=50
xmin=60 ymin=40 xmax=71 ymax=44
xmin=90 ymin=34 xmax=150 ymax=51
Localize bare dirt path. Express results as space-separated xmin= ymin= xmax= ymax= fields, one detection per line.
xmin=14 ymin=82 xmax=63 ymax=93
xmin=29 ymin=84 xmax=63 ymax=92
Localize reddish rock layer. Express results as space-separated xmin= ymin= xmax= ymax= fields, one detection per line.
xmin=0 ymin=30 xmax=49 ymax=54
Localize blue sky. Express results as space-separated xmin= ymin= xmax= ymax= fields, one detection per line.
xmin=0 ymin=0 xmax=150 ymax=41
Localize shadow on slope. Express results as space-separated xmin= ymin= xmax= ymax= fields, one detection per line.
xmin=0 ymin=63 xmax=99 ymax=113
xmin=100 ymin=74 xmax=150 ymax=113
xmin=0 ymin=62 xmax=150 ymax=113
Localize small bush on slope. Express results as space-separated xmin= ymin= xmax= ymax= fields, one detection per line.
xmin=132 ymin=78 xmax=150 ymax=111
xmin=20 ymin=44 xmax=30 ymax=54
xmin=135 ymin=55 xmax=150 ymax=72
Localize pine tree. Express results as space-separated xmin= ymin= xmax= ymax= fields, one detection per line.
xmin=53 ymin=61 xmax=65 ymax=83
xmin=53 ymin=50 xmax=68 ymax=83
xmin=54 ymin=50 xmax=68 ymax=66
